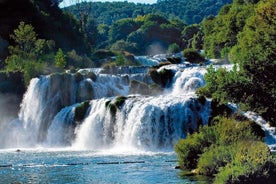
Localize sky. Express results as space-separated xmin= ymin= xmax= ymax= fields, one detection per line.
xmin=60 ymin=0 xmax=157 ymax=7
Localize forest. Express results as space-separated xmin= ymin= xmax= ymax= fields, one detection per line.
xmin=0 ymin=0 xmax=232 ymax=88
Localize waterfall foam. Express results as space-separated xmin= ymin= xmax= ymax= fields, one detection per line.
xmin=72 ymin=94 xmax=211 ymax=151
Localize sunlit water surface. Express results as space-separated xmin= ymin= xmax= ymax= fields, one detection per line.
xmin=0 ymin=149 xmax=210 ymax=183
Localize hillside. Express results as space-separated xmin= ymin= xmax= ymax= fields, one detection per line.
xmin=0 ymin=0 xmax=87 ymax=67
xmin=66 ymin=0 xmax=232 ymax=25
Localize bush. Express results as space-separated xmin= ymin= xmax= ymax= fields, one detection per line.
xmin=214 ymin=141 xmax=276 ymax=184
xmin=167 ymin=43 xmax=181 ymax=54
xmin=175 ymin=125 xmax=217 ymax=169
xmin=183 ymin=48 xmax=205 ymax=63
xmin=197 ymin=145 xmax=233 ymax=176
xmin=175 ymin=116 xmax=276 ymax=183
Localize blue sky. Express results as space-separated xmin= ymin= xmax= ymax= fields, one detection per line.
xmin=60 ymin=0 xmax=157 ymax=7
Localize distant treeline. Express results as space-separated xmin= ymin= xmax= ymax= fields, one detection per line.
xmin=66 ymin=0 xmax=232 ymax=25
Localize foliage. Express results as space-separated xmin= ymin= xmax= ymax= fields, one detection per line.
xmin=203 ymin=1 xmax=255 ymax=58
xmin=66 ymin=49 xmax=93 ymax=69
xmin=110 ymin=40 xmax=138 ymax=54
xmin=183 ymin=48 xmax=205 ymax=63
xmin=175 ymin=116 xmax=276 ymax=183
xmin=214 ymin=141 xmax=276 ymax=184
xmin=0 ymin=0 xmax=87 ymax=58
xmin=181 ymin=24 xmax=203 ymax=50
xmin=55 ymin=48 xmax=66 ymax=68
xmin=66 ymin=0 xmax=231 ymax=26
xmin=201 ymin=0 xmax=276 ymax=124
xmin=167 ymin=43 xmax=181 ymax=54
xmin=5 ymin=22 xmax=49 ymax=85
xmin=67 ymin=0 xmax=229 ymax=55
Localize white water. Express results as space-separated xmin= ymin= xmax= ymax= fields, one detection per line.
xmin=1 ymin=63 xmax=211 ymax=150
xmin=2 ymin=62 xmax=274 ymax=152
xmin=72 ymin=94 xmax=210 ymax=151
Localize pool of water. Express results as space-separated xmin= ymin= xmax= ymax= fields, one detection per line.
xmin=0 ymin=149 xmax=210 ymax=183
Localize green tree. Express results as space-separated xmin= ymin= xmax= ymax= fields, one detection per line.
xmin=115 ymin=53 xmax=125 ymax=66
xmin=167 ymin=43 xmax=180 ymax=54
xmin=10 ymin=21 xmax=37 ymax=55
xmin=55 ymin=48 xmax=66 ymax=69
xmin=5 ymin=22 xmax=51 ymax=85
xmin=200 ymin=0 xmax=276 ymax=124
xmin=109 ymin=18 xmax=140 ymax=43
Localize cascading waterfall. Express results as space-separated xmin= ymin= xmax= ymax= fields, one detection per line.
xmin=2 ymin=70 xmax=153 ymax=148
xmin=4 ymin=61 xmax=274 ymax=151
xmin=72 ymin=94 xmax=210 ymax=151
xmin=70 ymin=65 xmax=210 ymax=151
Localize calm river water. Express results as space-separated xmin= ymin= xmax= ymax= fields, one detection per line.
xmin=0 ymin=149 xmax=210 ymax=183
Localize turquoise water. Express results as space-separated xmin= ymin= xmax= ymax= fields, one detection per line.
xmin=0 ymin=149 xmax=209 ymax=183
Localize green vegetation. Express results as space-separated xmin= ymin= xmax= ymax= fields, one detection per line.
xmin=183 ymin=48 xmax=205 ymax=63
xmin=64 ymin=0 xmax=232 ymax=56
xmin=175 ymin=116 xmax=276 ymax=183
xmin=199 ymin=0 xmax=276 ymax=125
xmin=67 ymin=0 xmax=231 ymax=26
xmin=5 ymin=22 xmax=51 ymax=85
xmin=55 ymin=48 xmax=66 ymax=69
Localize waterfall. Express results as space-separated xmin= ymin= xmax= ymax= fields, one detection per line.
xmin=5 ymin=61 xmax=273 ymax=151
xmin=72 ymin=94 xmax=210 ymax=151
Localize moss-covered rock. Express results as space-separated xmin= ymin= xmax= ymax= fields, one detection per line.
xmin=129 ymin=80 xmax=150 ymax=95
xmin=197 ymin=95 xmax=206 ymax=106
xmin=167 ymin=57 xmax=182 ymax=64
xmin=106 ymin=96 xmax=128 ymax=116
xmin=183 ymin=48 xmax=205 ymax=63
xmin=148 ymin=68 xmax=174 ymax=88
xmin=114 ymin=96 xmax=127 ymax=109
xmin=74 ymin=101 xmax=90 ymax=122
xmin=87 ymin=72 xmax=97 ymax=81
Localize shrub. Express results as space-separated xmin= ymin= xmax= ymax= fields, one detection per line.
xmin=175 ymin=116 xmax=276 ymax=183
xmin=167 ymin=43 xmax=181 ymax=54
xmin=197 ymin=145 xmax=233 ymax=176
xmin=183 ymin=48 xmax=205 ymax=63
xmin=214 ymin=141 xmax=276 ymax=184
xmin=175 ymin=125 xmax=217 ymax=169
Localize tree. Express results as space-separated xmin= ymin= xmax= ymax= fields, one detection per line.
xmin=109 ymin=18 xmax=140 ymax=43
xmin=200 ymin=0 xmax=276 ymax=125
xmin=10 ymin=21 xmax=37 ymax=55
xmin=55 ymin=48 xmax=66 ymax=68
